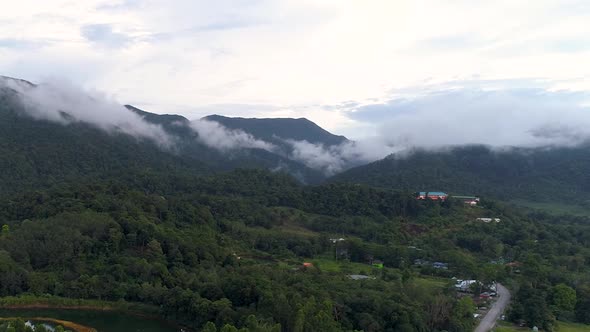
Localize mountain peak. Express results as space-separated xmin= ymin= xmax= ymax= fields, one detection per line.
xmin=203 ymin=114 xmax=348 ymax=146
xmin=0 ymin=75 xmax=36 ymax=89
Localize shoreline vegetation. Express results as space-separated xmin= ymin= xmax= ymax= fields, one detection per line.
xmin=0 ymin=295 xmax=161 ymax=316
xmin=0 ymin=295 xmax=185 ymax=331
xmin=0 ymin=317 xmax=96 ymax=332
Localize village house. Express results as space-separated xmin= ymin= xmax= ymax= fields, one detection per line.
xmin=455 ymin=279 xmax=479 ymax=292
xmin=416 ymin=191 xmax=449 ymax=200
xmin=433 ymin=262 xmax=449 ymax=269
xmin=452 ymin=195 xmax=480 ymax=206
xmin=476 ymin=218 xmax=501 ymax=223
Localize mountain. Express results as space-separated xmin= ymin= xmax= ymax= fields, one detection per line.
xmin=0 ymin=76 xmax=333 ymax=194
xmin=331 ymin=144 xmax=590 ymax=206
xmin=0 ymin=91 xmax=209 ymax=195
xmin=1 ymin=76 xmax=590 ymax=332
xmin=203 ymin=114 xmax=348 ymax=147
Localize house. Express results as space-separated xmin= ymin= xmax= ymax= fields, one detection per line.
xmin=433 ymin=262 xmax=448 ymax=269
xmin=476 ymin=218 xmax=501 ymax=223
xmin=452 ymin=195 xmax=480 ymax=206
xmin=416 ymin=191 xmax=448 ymax=200
xmin=455 ymin=279 xmax=478 ymax=292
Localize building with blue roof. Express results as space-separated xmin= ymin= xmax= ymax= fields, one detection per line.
xmin=416 ymin=191 xmax=449 ymax=200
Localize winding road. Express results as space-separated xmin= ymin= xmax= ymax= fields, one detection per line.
xmin=474 ymin=283 xmax=511 ymax=332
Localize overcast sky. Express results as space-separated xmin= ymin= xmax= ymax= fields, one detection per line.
xmin=1 ymin=0 xmax=590 ymax=141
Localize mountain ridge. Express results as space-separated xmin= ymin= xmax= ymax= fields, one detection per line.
xmin=203 ymin=114 xmax=348 ymax=147
xmin=331 ymin=144 xmax=590 ymax=206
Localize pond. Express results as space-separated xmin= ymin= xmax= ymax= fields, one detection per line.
xmin=0 ymin=308 xmax=179 ymax=332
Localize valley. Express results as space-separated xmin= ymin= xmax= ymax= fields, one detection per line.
xmin=1 ymin=76 xmax=589 ymax=331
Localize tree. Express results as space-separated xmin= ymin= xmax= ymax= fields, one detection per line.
xmin=449 ymin=297 xmax=475 ymax=332
xmin=202 ymin=322 xmax=217 ymax=332
xmin=550 ymin=284 xmax=576 ymax=317
xmin=426 ymin=294 xmax=453 ymax=330
xmin=220 ymin=325 xmax=238 ymax=332
xmin=575 ymin=286 xmax=590 ymax=323
xmin=34 ymin=325 xmax=49 ymax=332
xmin=13 ymin=319 xmax=25 ymax=332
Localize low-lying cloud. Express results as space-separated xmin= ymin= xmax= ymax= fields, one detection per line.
xmin=4 ymin=76 xmax=590 ymax=177
xmin=1 ymin=76 xmax=172 ymax=146
xmin=281 ymin=84 xmax=590 ymax=174
xmin=285 ymin=138 xmax=398 ymax=175
xmin=351 ymin=86 xmax=590 ymax=149
xmin=190 ymin=119 xmax=277 ymax=152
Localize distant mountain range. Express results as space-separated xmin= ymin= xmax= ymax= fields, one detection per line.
xmin=0 ymin=76 xmax=339 ymax=194
xmin=3 ymin=75 xmax=590 ymax=207
xmin=203 ymin=114 xmax=348 ymax=147
xmin=332 ymin=144 xmax=590 ymax=206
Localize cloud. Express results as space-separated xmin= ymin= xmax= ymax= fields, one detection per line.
xmin=186 ymin=116 xmax=395 ymax=175
xmin=96 ymin=0 xmax=142 ymax=11
xmin=189 ymin=119 xmax=277 ymax=152
xmin=81 ymin=24 xmax=133 ymax=48
xmin=0 ymin=38 xmax=46 ymax=50
xmin=285 ymin=138 xmax=398 ymax=175
xmin=350 ymin=84 xmax=590 ymax=149
xmin=1 ymin=76 xmax=172 ymax=146
xmin=3 ymin=0 xmax=590 ymax=122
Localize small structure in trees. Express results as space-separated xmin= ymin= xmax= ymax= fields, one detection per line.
xmin=416 ymin=191 xmax=448 ymax=200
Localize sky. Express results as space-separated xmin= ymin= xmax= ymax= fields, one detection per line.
xmin=1 ymin=0 xmax=590 ymax=143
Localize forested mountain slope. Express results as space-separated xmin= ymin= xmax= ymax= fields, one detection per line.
xmin=0 ymin=78 xmax=328 ymax=194
xmin=0 ymin=93 xmax=210 ymax=195
xmin=331 ymin=144 xmax=590 ymax=205
xmin=1 ymin=169 xmax=589 ymax=331
xmin=1 ymin=75 xmax=590 ymax=331
xmin=204 ymin=114 xmax=348 ymax=147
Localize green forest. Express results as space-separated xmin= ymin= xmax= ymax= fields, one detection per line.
xmin=0 ymin=168 xmax=589 ymax=331
xmin=2 ymin=80 xmax=590 ymax=331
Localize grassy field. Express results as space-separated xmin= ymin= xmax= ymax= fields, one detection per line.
xmin=310 ymin=257 xmax=450 ymax=293
xmin=413 ymin=276 xmax=450 ymax=292
xmin=311 ymin=257 xmax=374 ymax=274
xmin=559 ymin=322 xmax=590 ymax=332
xmin=510 ymin=199 xmax=590 ymax=216
xmin=495 ymin=321 xmax=590 ymax=331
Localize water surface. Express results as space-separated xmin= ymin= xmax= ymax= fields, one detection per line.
xmin=0 ymin=308 xmax=178 ymax=332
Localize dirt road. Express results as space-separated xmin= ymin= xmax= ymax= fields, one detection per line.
xmin=474 ymin=283 xmax=511 ymax=332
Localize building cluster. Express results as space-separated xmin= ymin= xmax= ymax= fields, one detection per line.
xmin=415 ymin=192 xmax=480 ymax=206
xmin=476 ymin=218 xmax=501 ymax=223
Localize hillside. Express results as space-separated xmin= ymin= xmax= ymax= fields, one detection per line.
xmin=331 ymin=144 xmax=590 ymax=206
xmin=1 ymin=168 xmax=589 ymax=331
xmin=0 ymin=92 xmax=213 ymax=195
xmin=0 ymin=77 xmax=330 ymax=193
xmin=1 ymin=75 xmax=590 ymax=331
xmin=204 ymin=114 xmax=348 ymax=147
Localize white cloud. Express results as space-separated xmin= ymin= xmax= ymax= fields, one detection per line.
xmin=190 ymin=119 xmax=277 ymax=152
xmin=1 ymin=0 xmax=590 ymax=159
xmin=0 ymin=0 xmax=588 ymax=129
xmin=350 ymin=83 xmax=590 ymax=148
xmin=286 ymin=138 xmax=398 ymax=175
xmin=1 ymin=76 xmax=172 ymax=146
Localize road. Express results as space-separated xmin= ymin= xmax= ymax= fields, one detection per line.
xmin=474 ymin=283 xmax=511 ymax=332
